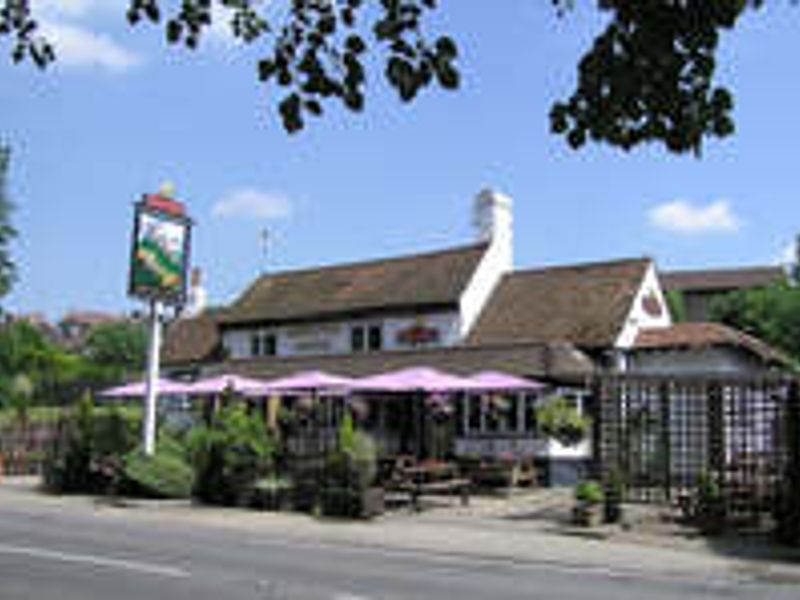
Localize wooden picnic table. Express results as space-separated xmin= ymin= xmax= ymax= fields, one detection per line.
xmin=389 ymin=460 xmax=471 ymax=511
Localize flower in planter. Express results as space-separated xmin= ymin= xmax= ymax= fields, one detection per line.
xmin=496 ymin=451 xmax=516 ymax=465
xmin=482 ymin=395 xmax=512 ymax=425
xmin=295 ymin=396 xmax=315 ymax=413
xmin=425 ymin=394 xmax=454 ymax=421
xmin=347 ymin=398 xmax=370 ymax=423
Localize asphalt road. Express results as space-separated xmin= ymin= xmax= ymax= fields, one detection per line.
xmin=0 ymin=502 xmax=796 ymax=600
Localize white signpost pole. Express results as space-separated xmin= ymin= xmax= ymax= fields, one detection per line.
xmin=142 ymin=299 xmax=163 ymax=456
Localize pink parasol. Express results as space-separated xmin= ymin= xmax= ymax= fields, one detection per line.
xmin=243 ymin=370 xmax=356 ymax=397
xmin=351 ymin=366 xmax=483 ymax=393
xmin=467 ymin=370 xmax=544 ymax=391
xmin=186 ymin=374 xmax=267 ymax=396
xmin=99 ymin=378 xmax=194 ymax=398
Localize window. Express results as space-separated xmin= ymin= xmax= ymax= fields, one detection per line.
xmin=250 ymin=333 xmax=261 ymax=357
xmin=351 ymin=324 xmax=382 ymax=353
xmin=507 ymin=395 xmax=519 ymax=432
xmin=250 ymin=332 xmax=277 ymax=357
xmin=351 ymin=326 xmax=365 ymax=352
xmin=468 ymin=395 xmax=481 ymax=432
xmin=263 ymin=334 xmax=277 ymax=356
xmin=525 ymin=394 xmax=538 ymax=433
xmin=368 ymin=325 xmax=382 ymax=351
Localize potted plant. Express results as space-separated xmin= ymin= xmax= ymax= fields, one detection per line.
xmin=321 ymin=414 xmax=384 ymax=519
xmin=573 ymin=479 xmax=604 ymax=527
xmin=603 ymin=468 xmax=624 ymax=524
xmin=252 ymin=474 xmax=293 ymax=511
xmin=535 ymin=396 xmax=590 ymax=447
xmin=695 ymin=470 xmax=726 ymax=535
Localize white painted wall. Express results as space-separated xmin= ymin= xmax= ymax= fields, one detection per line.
xmin=459 ymin=189 xmax=513 ymax=338
xmin=615 ymin=261 xmax=672 ymax=349
xmin=454 ymin=437 xmax=591 ymax=460
xmin=221 ymin=310 xmax=461 ymax=359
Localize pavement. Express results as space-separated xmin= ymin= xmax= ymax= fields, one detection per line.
xmin=1 ymin=476 xmax=799 ymax=588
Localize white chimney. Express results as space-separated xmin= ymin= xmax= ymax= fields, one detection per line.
xmin=183 ymin=267 xmax=208 ymax=318
xmin=472 ymin=188 xmax=513 ymax=272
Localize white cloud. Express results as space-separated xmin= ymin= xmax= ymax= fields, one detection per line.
xmin=212 ymin=189 xmax=293 ymax=220
xmin=649 ymin=199 xmax=742 ymax=235
xmin=41 ymin=21 xmax=142 ymax=72
xmin=207 ymin=4 xmax=237 ymax=45
xmin=36 ymin=0 xmax=113 ymax=19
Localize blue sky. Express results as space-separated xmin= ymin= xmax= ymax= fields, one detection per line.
xmin=2 ymin=2 xmax=799 ymax=319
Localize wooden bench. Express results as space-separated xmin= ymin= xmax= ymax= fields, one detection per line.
xmin=410 ymin=478 xmax=471 ymax=511
xmin=390 ymin=475 xmax=471 ymax=511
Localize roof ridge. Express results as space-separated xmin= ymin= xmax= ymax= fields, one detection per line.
xmin=505 ymin=256 xmax=650 ymax=278
xmin=662 ymin=265 xmax=784 ymax=276
xmin=251 ymin=241 xmax=489 ymax=281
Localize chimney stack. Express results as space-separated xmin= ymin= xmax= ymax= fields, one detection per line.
xmin=473 ymin=188 xmax=513 ymax=272
xmin=183 ymin=267 xmax=208 ymax=318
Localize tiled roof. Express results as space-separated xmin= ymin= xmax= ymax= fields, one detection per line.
xmin=161 ymin=311 xmax=222 ymax=366
xmin=634 ymin=322 xmax=788 ymax=365
xmin=61 ymin=311 xmax=124 ymax=326
xmin=661 ymin=266 xmax=784 ymax=293
xmin=202 ymin=342 xmax=595 ymax=383
xmin=466 ymin=258 xmax=650 ymax=348
xmin=218 ymin=243 xmax=488 ymax=327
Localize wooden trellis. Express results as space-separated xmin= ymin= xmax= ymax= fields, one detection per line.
xmin=594 ymin=374 xmax=800 ymax=536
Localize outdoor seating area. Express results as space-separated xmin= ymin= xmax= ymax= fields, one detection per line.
xmin=94 ymin=367 xmax=555 ymax=515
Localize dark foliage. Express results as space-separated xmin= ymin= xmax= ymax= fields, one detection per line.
xmin=188 ymin=404 xmax=274 ymax=506
xmin=549 ymin=1 xmax=766 ymax=154
xmin=3 ymin=2 xmax=782 ymax=153
xmin=0 ymin=145 xmax=16 ymax=305
xmin=43 ymin=394 xmax=139 ymax=494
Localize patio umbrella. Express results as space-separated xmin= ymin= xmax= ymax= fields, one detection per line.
xmin=467 ymin=370 xmax=545 ymax=392
xmin=186 ymin=373 xmax=267 ymax=396
xmin=99 ymin=378 xmax=194 ymax=398
xmin=243 ymin=370 xmax=357 ymax=397
xmin=352 ymin=367 xmax=483 ymax=459
xmin=351 ymin=366 xmax=484 ymax=393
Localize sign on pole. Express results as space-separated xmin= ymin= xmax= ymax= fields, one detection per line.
xmin=128 ymin=185 xmax=192 ymax=455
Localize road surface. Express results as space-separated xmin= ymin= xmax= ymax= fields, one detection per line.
xmin=0 ymin=500 xmax=796 ymax=600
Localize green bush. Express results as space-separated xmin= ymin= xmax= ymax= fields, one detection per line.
xmin=42 ymin=394 xmax=140 ymax=494
xmin=575 ymin=480 xmax=604 ymax=505
xmin=536 ymin=396 xmax=590 ymax=447
xmin=123 ymin=436 xmax=193 ymax=499
xmin=603 ymin=468 xmax=624 ymax=523
xmin=321 ymin=419 xmax=380 ymax=518
xmin=188 ymin=405 xmax=274 ymax=506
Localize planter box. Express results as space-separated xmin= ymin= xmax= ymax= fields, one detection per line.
xmin=572 ymin=501 xmax=602 ymax=527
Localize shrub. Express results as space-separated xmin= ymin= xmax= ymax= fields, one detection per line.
xmin=693 ymin=470 xmax=726 ymax=534
xmin=188 ymin=404 xmax=274 ymax=506
xmin=535 ymin=396 xmax=590 ymax=447
xmin=321 ymin=420 xmax=380 ymax=518
xmin=43 ymin=393 xmax=97 ymax=493
xmin=122 ymin=435 xmax=194 ymax=499
xmin=43 ymin=394 xmax=140 ymax=494
xmin=575 ymin=480 xmax=604 ymax=505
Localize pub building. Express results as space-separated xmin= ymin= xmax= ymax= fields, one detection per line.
xmin=162 ymin=190 xmax=787 ymax=484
